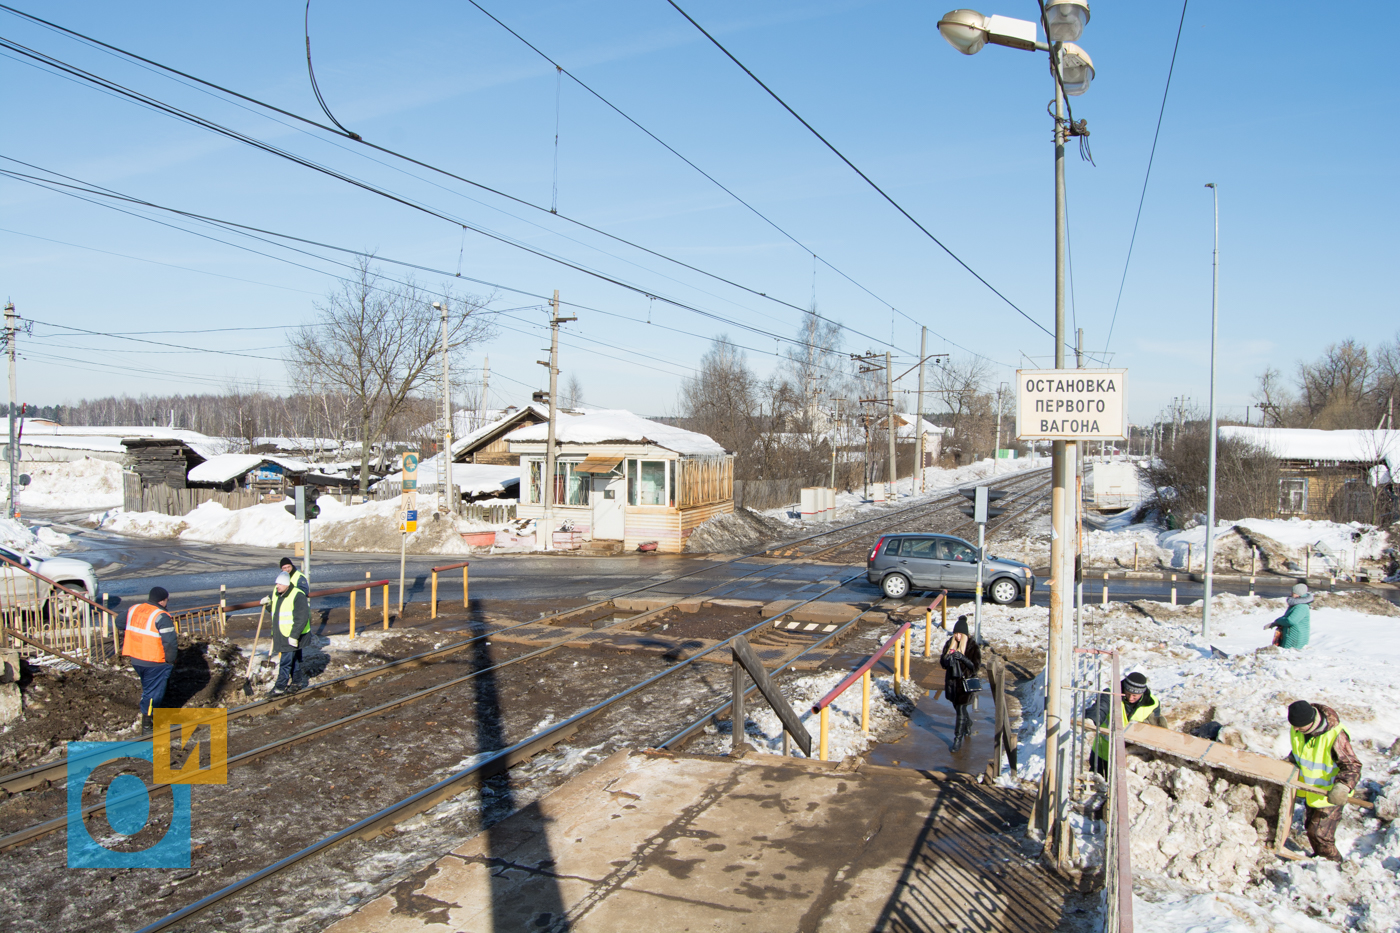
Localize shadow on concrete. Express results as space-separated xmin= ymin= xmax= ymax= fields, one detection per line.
xmin=472 ymin=616 xmax=570 ymax=932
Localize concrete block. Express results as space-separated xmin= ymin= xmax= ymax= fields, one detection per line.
xmin=610 ymin=597 xmax=671 ymax=612
xmin=705 ymin=598 xmax=764 ymax=610
xmin=673 ymin=597 xmax=707 ymax=614
xmin=761 ymin=599 xmax=802 ymax=618
xmin=0 ymin=682 xmax=20 ymax=724
xmin=789 ymin=601 xmax=862 ymax=624
xmin=0 ymin=648 xmax=19 ymax=684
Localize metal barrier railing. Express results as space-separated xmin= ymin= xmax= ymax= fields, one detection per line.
xmin=0 ymin=554 xmax=118 ymax=665
xmin=1071 ymin=645 xmax=1133 ymax=933
xmin=430 ymin=561 xmax=469 ymax=619
xmin=809 ymin=591 xmax=950 ymax=760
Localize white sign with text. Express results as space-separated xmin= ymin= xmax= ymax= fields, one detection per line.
xmin=1016 ymin=369 xmax=1127 ymax=440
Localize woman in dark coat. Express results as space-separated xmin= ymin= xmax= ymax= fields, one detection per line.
xmin=940 ymin=616 xmax=982 ymax=751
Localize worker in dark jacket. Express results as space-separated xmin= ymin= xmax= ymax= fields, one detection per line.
xmin=1286 ymin=700 xmax=1362 ymax=861
xmin=940 ymin=617 xmax=981 ymax=752
xmin=269 ymin=572 xmax=312 ymax=697
xmin=118 ymin=587 xmax=178 ymax=731
xmin=1088 ymin=671 xmax=1165 ymax=776
xmin=278 ymin=557 xmax=309 ymax=596
xmin=1266 ymin=583 xmax=1313 ymax=648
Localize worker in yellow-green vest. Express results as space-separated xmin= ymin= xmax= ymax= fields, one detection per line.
xmin=1089 ymin=671 xmax=1165 ymax=777
xmin=266 ymin=572 xmax=311 ymax=697
xmin=277 ymin=556 xmax=309 ymax=597
xmin=1286 ymin=700 xmax=1362 ymax=861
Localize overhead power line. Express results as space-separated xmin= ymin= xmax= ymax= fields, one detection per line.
xmin=1102 ymin=0 xmax=1190 ymax=355
xmin=663 ymin=0 xmax=1055 ymax=343
xmin=0 ymin=3 xmax=904 ymax=356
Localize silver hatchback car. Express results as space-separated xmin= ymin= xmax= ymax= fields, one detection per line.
xmin=866 ymin=533 xmax=1035 ymax=604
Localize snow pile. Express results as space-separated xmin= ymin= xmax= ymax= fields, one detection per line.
xmin=992 ymin=592 xmax=1400 ymax=931
xmin=684 ymin=507 xmax=801 ymax=553
xmin=1160 ymin=518 xmax=1387 ymax=573
xmin=1 ymin=457 xmax=123 ymax=510
xmin=0 ymin=516 xmax=54 ymax=557
xmin=97 ymin=495 xmax=492 ymax=554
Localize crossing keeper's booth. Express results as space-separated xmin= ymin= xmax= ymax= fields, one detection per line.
xmin=508 ymin=409 xmax=733 ymax=553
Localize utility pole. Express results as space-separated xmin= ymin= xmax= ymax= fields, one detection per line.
xmin=1202 ymin=184 xmax=1220 ymax=638
xmin=993 ymin=383 xmax=1007 ymax=474
xmin=539 ymin=292 xmax=576 ymax=549
xmin=480 ymin=356 xmax=490 ymax=429
xmin=885 ymin=351 xmax=896 ymax=499
xmin=5 ymin=303 xmax=17 ymax=520
xmin=1041 ymin=77 xmax=1078 ymax=857
xmin=917 ymin=327 xmax=927 ymax=493
xmin=434 ymin=301 xmax=454 ymax=515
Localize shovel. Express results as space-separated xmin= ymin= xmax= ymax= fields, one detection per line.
xmin=241 ymin=604 xmax=266 ymax=696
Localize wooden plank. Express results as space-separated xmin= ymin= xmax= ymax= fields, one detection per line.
xmin=1125 ymin=721 xmax=1297 ymax=784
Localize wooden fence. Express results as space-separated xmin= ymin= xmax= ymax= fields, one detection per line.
xmin=677 ymin=456 xmax=734 ymax=509
xmin=123 ymin=473 xmax=262 ymax=516
xmin=733 ymin=478 xmax=805 ymax=511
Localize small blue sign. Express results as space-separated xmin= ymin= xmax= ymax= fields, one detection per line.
xmin=406 ymin=510 xmax=417 ymax=522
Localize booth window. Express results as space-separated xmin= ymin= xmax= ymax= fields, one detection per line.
xmin=627 ymin=459 xmax=668 ymax=506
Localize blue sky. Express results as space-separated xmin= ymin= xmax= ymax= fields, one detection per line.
xmin=1 ymin=1 xmax=1395 ymax=426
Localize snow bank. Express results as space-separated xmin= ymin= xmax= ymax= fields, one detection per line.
xmin=0 ymin=516 xmax=54 ymax=557
xmin=97 ymin=495 xmax=493 ymax=555
xmin=1 ymin=457 xmax=123 ymax=510
xmin=1160 ymin=518 xmax=1387 ymax=572
xmin=983 ymin=592 xmax=1400 ymax=931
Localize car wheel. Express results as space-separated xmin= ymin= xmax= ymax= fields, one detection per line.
xmin=989 ymin=577 xmax=1020 ymax=605
xmin=881 ymin=573 xmax=911 ymax=599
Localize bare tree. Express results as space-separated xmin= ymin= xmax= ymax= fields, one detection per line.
xmin=929 ymin=355 xmax=991 ymax=462
xmin=288 ymin=258 xmax=494 ymax=493
xmin=564 ymin=373 xmax=584 ymax=409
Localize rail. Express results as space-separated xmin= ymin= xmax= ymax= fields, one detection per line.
xmin=0 ymin=554 xmax=117 ymax=665
xmin=430 ymin=561 xmax=469 ymax=618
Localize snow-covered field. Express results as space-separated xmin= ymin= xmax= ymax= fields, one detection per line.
xmin=983 ymin=591 xmax=1400 ymax=932
xmin=2 ymin=457 xmax=123 ymax=510
xmin=95 ymin=495 xmax=503 ymax=554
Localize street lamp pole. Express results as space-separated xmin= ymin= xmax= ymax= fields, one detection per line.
xmin=1202 ymin=184 xmax=1220 ymax=637
xmin=937 ymin=0 xmax=1094 ymax=855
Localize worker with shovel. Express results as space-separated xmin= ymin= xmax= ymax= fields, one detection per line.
xmin=1089 ymin=671 xmax=1164 ymax=777
xmin=268 ymin=572 xmax=311 ymax=697
xmin=1286 ymin=700 xmax=1361 ymax=862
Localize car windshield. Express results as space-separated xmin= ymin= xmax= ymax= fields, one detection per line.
xmin=0 ymin=548 xmax=23 ymax=565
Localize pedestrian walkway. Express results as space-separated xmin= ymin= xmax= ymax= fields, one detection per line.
xmin=326 ymin=749 xmax=1075 ymax=932
xmin=869 ymin=685 xmax=1000 ymax=774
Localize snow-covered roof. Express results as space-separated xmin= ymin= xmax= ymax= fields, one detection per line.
xmin=377 ymin=462 xmax=520 ymax=495
xmin=506 ymin=409 xmax=727 ymax=457
xmin=14 ymin=434 xmax=128 ymax=453
xmin=187 ymin=454 xmax=310 ymax=484
xmin=449 ymin=404 xmax=550 ymax=459
xmin=9 ymin=422 xmax=229 ymax=460
xmin=1220 ymin=426 xmax=1400 ymax=471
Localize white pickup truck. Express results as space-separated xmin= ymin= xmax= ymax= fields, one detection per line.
xmin=0 ymin=545 xmax=99 ymax=607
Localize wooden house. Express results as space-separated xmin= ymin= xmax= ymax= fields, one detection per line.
xmin=1219 ymin=426 xmax=1398 ymax=524
xmin=507 ymin=410 xmax=734 ymax=553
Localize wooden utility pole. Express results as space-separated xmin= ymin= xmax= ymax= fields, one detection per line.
xmin=539 ymin=292 xmax=576 ymax=549
xmin=438 ymin=301 xmax=453 ymax=514
xmin=5 ymin=303 xmax=17 ymax=520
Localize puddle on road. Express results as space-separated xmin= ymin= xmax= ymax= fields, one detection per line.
xmin=868 ymin=686 xmax=998 ymax=774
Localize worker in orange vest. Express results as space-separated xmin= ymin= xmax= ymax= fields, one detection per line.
xmin=118 ymin=587 xmax=178 ymax=731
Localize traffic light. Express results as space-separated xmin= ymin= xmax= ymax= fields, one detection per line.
xmin=283 ymin=486 xmax=319 ymax=522
xmin=958 ymin=486 xmax=1008 ymax=523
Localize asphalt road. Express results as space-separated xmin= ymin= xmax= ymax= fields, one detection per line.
xmin=32 ymin=508 xmax=1395 ymax=617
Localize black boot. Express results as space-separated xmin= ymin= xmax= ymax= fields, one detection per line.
xmin=141 ymin=712 xmax=153 ymax=733
xmin=951 ymin=706 xmax=966 ymax=751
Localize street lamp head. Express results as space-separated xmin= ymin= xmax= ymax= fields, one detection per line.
xmin=1057 ymin=42 xmax=1095 ymax=95
xmin=1205 ymin=183 xmax=1216 ymax=189
xmin=1043 ymin=0 xmax=1089 ymax=42
xmin=937 ymin=9 xmax=989 ymax=54
xmin=431 ymin=301 xmax=444 ymax=310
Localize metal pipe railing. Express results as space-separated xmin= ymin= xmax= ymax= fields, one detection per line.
xmin=811 ymin=619 xmax=912 ymax=761
xmin=429 ymin=561 xmax=469 ymax=618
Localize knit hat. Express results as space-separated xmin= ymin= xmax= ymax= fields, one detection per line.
xmin=148 ymin=586 xmax=169 ymax=604
xmin=280 ymin=557 xmax=295 ymax=570
xmin=1123 ymin=671 xmax=1148 ymax=693
xmin=1288 ymin=700 xmax=1316 ymax=729
xmin=952 ymin=617 xmax=969 ymax=636
xmin=275 ymin=572 xmax=291 ymax=587
xmin=1292 ymin=582 xmax=1309 ymax=598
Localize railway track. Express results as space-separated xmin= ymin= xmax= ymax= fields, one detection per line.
xmin=128 ymin=572 xmax=881 ymax=933
xmin=782 ymin=468 xmax=1052 ymax=563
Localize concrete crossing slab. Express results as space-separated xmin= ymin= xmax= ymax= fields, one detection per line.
xmin=325 ymin=750 xmax=1073 ymax=933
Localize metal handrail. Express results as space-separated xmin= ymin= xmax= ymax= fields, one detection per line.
xmin=1104 ymin=648 xmax=1134 ymax=933
xmin=813 ymin=621 xmax=911 ymax=714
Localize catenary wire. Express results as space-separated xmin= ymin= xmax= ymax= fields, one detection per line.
xmin=1102 ymin=0 xmax=1190 ymax=355
xmin=0 ymin=4 xmax=913 ymax=355
xmin=663 ymin=0 xmax=1056 ymax=344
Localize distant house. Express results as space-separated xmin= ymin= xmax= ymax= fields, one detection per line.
xmin=379 ymin=405 xmax=549 ymax=502
xmin=1219 ymin=426 xmax=1398 ymax=524
xmin=507 ymin=409 xmax=734 ymax=553
xmin=2 ymin=421 xmax=202 ymax=465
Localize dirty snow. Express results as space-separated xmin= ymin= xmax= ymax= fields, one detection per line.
xmin=988 ymin=590 xmax=1400 ymax=932
xmin=1 ymin=457 xmax=123 ymax=510
xmin=0 ymin=516 xmax=59 ymax=557
xmin=1160 ymin=518 xmax=1388 ymax=574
